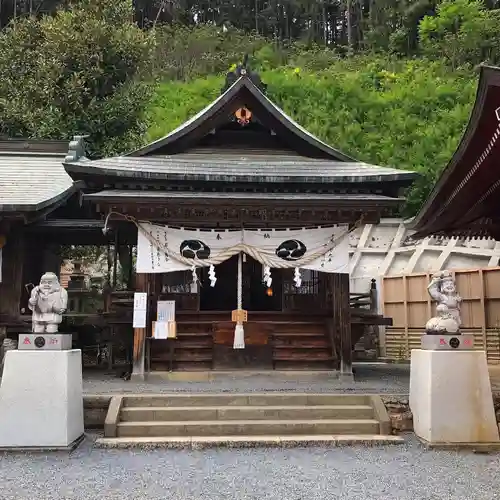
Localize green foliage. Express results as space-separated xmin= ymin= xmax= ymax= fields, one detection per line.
xmin=0 ymin=0 xmax=155 ymax=156
xmin=419 ymin=0 xmax=500 ymax=68
xmin=146 ymin=56 xmax=476 ymax=216
xmin=57 ymin=245 xmax=105 ymax=264
xmin=363 ymin=0 xmax=437 ymax=55
xmin=152 ymin=24 xmax=290 ymax=81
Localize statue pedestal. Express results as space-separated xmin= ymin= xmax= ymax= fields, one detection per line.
xmin=410 ymin=348 xmax=499 ymax=445
xmin=0 ymin=350 xmax=84 ymax=450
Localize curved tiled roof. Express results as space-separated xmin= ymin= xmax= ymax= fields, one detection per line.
xmin=0 ymin=141 xmax=75 ymax=212
xmin=63 ymin=75 xmax=417 ymax=190
xmin=65 ymin=153 xmax=416 ymax=184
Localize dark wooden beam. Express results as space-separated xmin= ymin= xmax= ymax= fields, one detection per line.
xmin=95 ymin=204 xmax=385 ymax=227
xmin=332 ymin=273 xmax=352 ymax=379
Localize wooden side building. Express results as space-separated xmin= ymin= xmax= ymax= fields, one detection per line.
xmin=0 ymin=138 xmax=110 ymax=344
xmin=412 ymin=65 xmax=500 ymax=240
xmin=0 ymin=139 xmax=76 ymax=333
xmin=62 ymin=61 xmax=417 ymax=378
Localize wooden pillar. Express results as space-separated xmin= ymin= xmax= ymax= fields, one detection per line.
xmin=369 ymin=278 xmax=378 ymax=313
xmin=0 ymin=228 xmax=25 ymax=319
xmin=332 ymin=273 xmax=352 ymax=379
xmin=132 ymin=272 xmax=149 ymax=380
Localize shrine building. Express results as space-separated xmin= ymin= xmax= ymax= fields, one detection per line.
xmin=0 ymin=59 xmax=417 ymax=379
xmin=62 ymin=60 xmax=417 ymax=378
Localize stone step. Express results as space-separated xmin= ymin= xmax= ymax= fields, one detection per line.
xmin=120 ymin=404 xmax=375 ymax=422
xmin=96 ymin=434 xmax=405 ymax=449
xmin=116 ymin=419 xmax=381 ymax=437
xmin=122 ymin=393 xmax=371 ymax=408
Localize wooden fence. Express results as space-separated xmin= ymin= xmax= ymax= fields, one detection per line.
xmin=381 ymin=267 xmax=500 ymax=364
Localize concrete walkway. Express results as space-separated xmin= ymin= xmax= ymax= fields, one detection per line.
xmin=83 ymin=364 xmax=411 ymax=395
xmin=83 ymin=362 xmax=500 ymax=395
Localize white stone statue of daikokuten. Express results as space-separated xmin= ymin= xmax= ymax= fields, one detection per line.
xmin=425 ymin=270 xmax=462 ymax=335
xmin=28 ymin=272 xmax=68 ymax=333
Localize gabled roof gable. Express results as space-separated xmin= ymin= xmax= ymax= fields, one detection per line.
xmin=128 ymin=76 xmax=354 ymax=161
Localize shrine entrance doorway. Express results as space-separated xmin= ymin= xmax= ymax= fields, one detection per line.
xmin=199 ymin=254 xmax=282 ymax=312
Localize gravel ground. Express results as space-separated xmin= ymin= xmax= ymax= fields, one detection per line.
xmin=83 ymin=364 xmax=411 ymax=394
xmin=1 ymin=434 xmax=499 ymax=500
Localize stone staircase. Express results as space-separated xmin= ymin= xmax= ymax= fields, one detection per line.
xmin=96 ymin=393 xmax=403 ymax=448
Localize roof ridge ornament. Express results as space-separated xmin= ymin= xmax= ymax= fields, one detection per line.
xmin=65 ymin=135 xmax=88 ymax=162
xmin=221 ymin=54 xmax=267 ymax=94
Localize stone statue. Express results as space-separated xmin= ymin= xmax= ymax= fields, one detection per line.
xmin=425 ymin=270 xmax=462 ymax=335
xmin=28 ymin=272 xmax=68 ymax=333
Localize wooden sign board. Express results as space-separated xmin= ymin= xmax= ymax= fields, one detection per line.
xmin=231 ymin=309 xmax=248 ymax=323
xmin=152 ymin=321 xmax=177 ymax=339
xmin=132 ymin=292 xmax=147 ymax=328
xmin=157 ymin=300 xmax=175 ymax=322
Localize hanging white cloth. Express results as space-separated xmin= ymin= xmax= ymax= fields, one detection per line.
xmin=136 ymin=224 xmax=349 ymax=274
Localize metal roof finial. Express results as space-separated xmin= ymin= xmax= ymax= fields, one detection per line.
xmin=221 ymin=54 xmax=267 ymax=94
xmin=65 ymin=135 xmax=89 ymax=162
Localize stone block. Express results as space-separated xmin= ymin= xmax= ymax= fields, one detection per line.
xmin=421 ymin=334 xmax=474 ymax=351
xmin=410 ymin=349 xmax=499 ymax=444
xmin=391 ymin=411 xmax=413 ymax=432
xmin=0 ymin=350 xmax=84 ymax=449
xmin=18 ymin=333 xmax=72 ymax=351
xmin=381 ymin=396 xmax=413 ymax=433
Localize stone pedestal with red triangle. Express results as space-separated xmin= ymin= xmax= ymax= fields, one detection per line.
xmin=0 ymin=349 xmax=84 ymax=450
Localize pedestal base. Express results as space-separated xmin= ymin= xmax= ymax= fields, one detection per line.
xmin=0 ymin=350 xmax=84 ymax=449
xmin=410 ymin=349 xmax=499 ymax=444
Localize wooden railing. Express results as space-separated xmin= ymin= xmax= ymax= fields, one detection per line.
xmin=102 ymin=277 xmax=380 ymax=316
xmin=349 ymin=278 xmax=378 ymax=312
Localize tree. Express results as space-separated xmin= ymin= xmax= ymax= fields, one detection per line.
xmin=5 ymin=0 xmax=500 ymax=56
xmin=0 ymin=0 xmax=155 ymax=157
xmin=419 ymin=0 xmax=500 ymax=69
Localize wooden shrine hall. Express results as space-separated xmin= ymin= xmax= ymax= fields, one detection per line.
xmin=0 ymin=138 xmax=112 ymax=353
xmin=61 ymin=59 xmax=417 ymax=379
